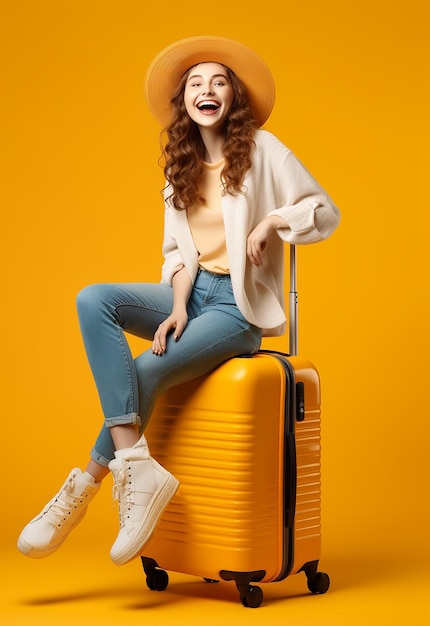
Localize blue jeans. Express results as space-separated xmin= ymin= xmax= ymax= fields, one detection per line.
xmin=76 ymin=269 xmax=262 ymax=466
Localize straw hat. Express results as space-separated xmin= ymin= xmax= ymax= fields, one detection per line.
xmin=144 ymin=35 xmax=275 ymax=128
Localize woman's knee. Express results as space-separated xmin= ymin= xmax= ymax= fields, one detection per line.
xmin=76 ymin=283 xmax=114 ymax=318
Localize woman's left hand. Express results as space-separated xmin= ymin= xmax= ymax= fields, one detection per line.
xmin=247 ymin=215 xmax=287 ymax=266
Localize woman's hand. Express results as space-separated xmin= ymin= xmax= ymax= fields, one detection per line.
xmin=247 ymin=215 xmax=287 ymax=266
xmin=246 ymin=215 xmax=288 ymax=265
xmin=152 ymin=265 xmax=192 ymax=355
xmin=152 ymin=309 xmax=188 ymax=355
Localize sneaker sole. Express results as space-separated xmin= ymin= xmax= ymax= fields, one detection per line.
xmin=110 ymin=473 xmax=179 ymax=566
xmin=17 ymin=508 xmax=88 ymax=559
xmin=17 ymin=535 xmax=65 ymax=558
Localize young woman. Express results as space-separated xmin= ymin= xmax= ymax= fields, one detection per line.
xmin=18 ymin=36 xmax=340 ymax=567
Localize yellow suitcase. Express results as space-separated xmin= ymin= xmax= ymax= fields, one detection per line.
xmin=141 ymin=247 xmax=330 ymax=607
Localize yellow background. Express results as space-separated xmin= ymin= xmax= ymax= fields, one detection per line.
xmin=1 ymin=0 xmax=429 ymax=624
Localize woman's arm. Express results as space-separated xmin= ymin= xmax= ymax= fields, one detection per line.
xmin=152 ymin=265 xmax=193 ymax=355
xmin=269 ymin=148 xmax=340 ymax=244
xmin=251 ymin=132 xmax=340 ymax=246
xmin=160 ymin=205 xmax=187 ymax=284
xmin=247 ymin=215 xmax=287 ymax=266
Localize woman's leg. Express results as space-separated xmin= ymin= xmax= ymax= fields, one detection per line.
xmin=85 ymin=459 xmax=110 ymax=483
xmin=71 ymin=280 xmax=176 ymax=467
xmin=76 ymin=282 xmax=175 ymax=456
xmin=18 ymin=282 xmax=176 ymax=560
xmin=76 ymin=282 xmax=182 ymax=565
xmin=135 ymin=271 xmax=262 ymax=430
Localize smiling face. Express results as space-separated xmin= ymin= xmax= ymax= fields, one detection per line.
xmin=183 ymin=62 xmax=235 ymax=131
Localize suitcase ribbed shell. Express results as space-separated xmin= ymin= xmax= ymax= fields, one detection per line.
xmin=143 ymin=353 xmax=321 ymax=584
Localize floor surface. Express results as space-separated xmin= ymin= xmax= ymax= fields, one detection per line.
xmin=2 ymin=541 xmax=428 ymax=626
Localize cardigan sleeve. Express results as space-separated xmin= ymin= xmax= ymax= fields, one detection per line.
xmin=160 ymin=204 xmax=185 ymax=284
xmin=268 ymin=146 xmax=340 ymax=244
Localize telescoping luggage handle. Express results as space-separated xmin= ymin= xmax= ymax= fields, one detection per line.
xmin=289 ymin=245 xmax=298 ymax=357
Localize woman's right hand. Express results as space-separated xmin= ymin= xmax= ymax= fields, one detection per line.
xmin=152 ymin=309 xmax=188 ymax=355
xmin=153 ymin=265 xmax=192 ymax=355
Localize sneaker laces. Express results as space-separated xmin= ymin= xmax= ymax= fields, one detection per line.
xmin=44 ymin=474 xmax=88 ymax=527
xmin=112 ymin=461 xmax=133 ymax=529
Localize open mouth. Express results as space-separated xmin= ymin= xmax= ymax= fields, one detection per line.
xmin=196 ymin=100 xmax=220 ymax=112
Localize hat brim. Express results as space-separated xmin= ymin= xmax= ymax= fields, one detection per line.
xmin=144 ymin=35 xmax=275 ymax=128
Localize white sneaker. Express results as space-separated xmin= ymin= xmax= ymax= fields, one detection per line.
xmin=109 ymin=435 xmax=179 ymax=566
xmin=17 ymin=468 xmax=100 ymax=558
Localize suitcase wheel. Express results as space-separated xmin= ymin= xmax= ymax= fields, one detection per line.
xmin=141 ymin=557 xmax=169 ymax=592
xmin=220 ymin=569 xmax=265 ymax=608
xmin=146 ymin=568 xmax=169 ymax=592
xmin=306 ymin=571 xmax=330 ymax=594
xmin=302 ymin=560 xmax=330 ymax=595
xmin=240 ymin=585 xmax=264 ymax=608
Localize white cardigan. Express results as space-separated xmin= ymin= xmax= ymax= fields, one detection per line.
xmin=161 ymin=130 xmax=340 ymax=336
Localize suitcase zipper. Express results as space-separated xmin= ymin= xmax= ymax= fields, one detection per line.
xmin=258 ymin=351 xmax=298 ymax=581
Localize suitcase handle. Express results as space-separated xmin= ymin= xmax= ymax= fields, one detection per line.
xmin=289 ymin=245 xmax=298 ymax=356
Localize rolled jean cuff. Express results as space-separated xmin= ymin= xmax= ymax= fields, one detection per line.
xmin=90 ymin=447 xmax=112 ymax=468
xmin=105 ymin=412 xmax=141 ymax=428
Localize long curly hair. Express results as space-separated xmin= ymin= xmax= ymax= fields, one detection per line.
xmin=162 ymin=65 xmax=258 ymax=210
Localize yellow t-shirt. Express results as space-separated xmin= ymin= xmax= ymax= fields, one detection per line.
xmin=187 ymin=159 xmax=229 ymax=274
